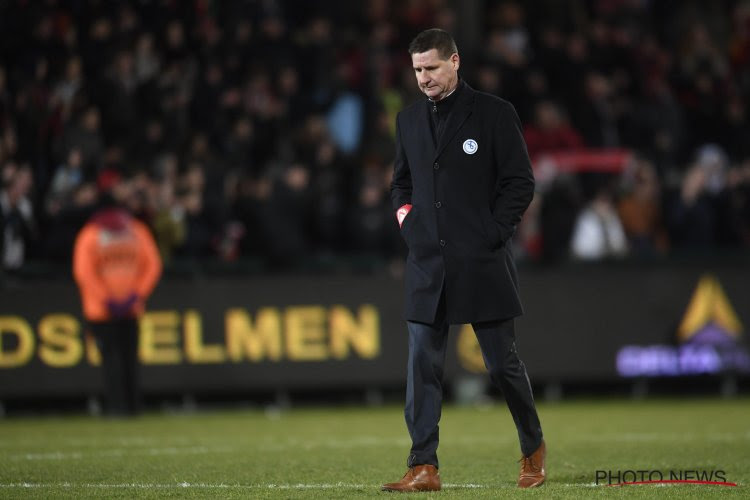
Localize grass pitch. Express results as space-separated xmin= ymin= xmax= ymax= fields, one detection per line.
xmin=0 ymin=398 xmax=748 ymax=498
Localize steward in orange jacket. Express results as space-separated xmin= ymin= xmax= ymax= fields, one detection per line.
xmin=73 ymin=207 xmax=161 ymax=322
xmin=73 ymin=204 xmax=161 ymax=416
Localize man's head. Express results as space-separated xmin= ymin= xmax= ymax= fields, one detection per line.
xmin=408 ymin=29 xmax=460 ymax=101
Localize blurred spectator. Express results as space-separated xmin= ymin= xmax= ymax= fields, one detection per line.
xmin=54 ymin=106 xmax=104 ymax=174
xmin=134 ymin=33 xmax=161 ymax=84
xmin=729 ymin=3 xmax=750 ymax=93
xmin=627 ymin=74 xmax=685 ymax=176
xmin=1 ymin=164 xmax=37 ymax=269
xmin=8 ymin=59 xmax=50 ymax=168
xmin=493 ymin=2 xmax=530 ymax=67
xmin=177 ymin=161 xmax=214 ymax=258
xmin=523 ymin=101 xmax=584 ymax=158
xmin=0 ymin=66 xmax=9 ymax=127
xmin=325 ymin=83 xmax=365 ymax=155
xmin=538 ymin=174 xmax=583 ymax=261
xmin=223 ymin=116 xmax=255 ymax=172
xmin=727 ymin=159 xmax=750 ymax=246
xmin=132 ymin=117 xmax=167 ymax=166
xmin=348 ymin=156 xmax=397 ymax=257
xmin=277 ymin=65 xmax=309 ymax=123
xmin=259 ymin=163 xmax=313 ymax=267
xmin=475 ymin=63 xmax=503 ymax=97
xmin=52 ymin=56 xmax=85 ymax=121
xmin=311 ymin=141 xmax=347 ymax=253
xmin=666 ymin=145 xmax=741 ymax=250
xmin=617 ymin=158 xmax=669 ymax=257
xmin=73 ymin=195 xmax=161 ymax=416
xmin=570 ymin=177 xmax=628 ymax=260
xmin=191 ymin=61 xmax=227 ymax=137
xmin=150 ymin=153 xmax=185 ymax=262
xmin=720 ymin=95 xmax=750 ymax=163
xmin=46 ymin=147 xmax=85 ymax=216
xmin=673 ymin=23 xmax=730 ymax=152
xmin=575 ymin=72 xmax=621 ymax=147
xmin=42 ymin=181 xmax=99 ymax=262
xmin=83 ymin=17 xmax=115 ymax=78
xmin=363 ymin=110 xmax=396 ymax=167
xmin=100 ymin=50 xmax=140 ymax=145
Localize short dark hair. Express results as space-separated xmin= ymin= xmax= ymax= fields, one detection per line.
xmin=408 ymin=29 xmax=458 ymax=60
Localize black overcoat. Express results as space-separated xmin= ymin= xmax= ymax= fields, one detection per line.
xmin=391 ymin=82 xmax=535 ymax=324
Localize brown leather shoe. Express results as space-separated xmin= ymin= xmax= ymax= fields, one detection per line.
xmin=517 ymin=440 xmax=546 ymax=488
xmin=382 ymin=465 xmax=441 ymax=492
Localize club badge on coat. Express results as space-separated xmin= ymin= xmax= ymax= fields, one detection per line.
xmin=463 ymin=139 xmax=478 ymax=154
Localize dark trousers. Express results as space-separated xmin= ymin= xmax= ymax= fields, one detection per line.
xmin=89 ymin=319 xmax=140 ymax=416
xmin=404 ymin=300 xmax=543 ymax=468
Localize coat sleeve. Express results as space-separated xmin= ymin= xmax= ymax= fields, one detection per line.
xmin=390 ymin=113 xmax=412 ymax=211
xmin=491 ymin=102 xmax=535 ymax=244
xmin=72 ymin=225 xmax=109 ymax=308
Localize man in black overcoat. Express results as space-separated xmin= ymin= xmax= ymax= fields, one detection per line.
xmin=382 ymin=29 xmax=546 ymax=492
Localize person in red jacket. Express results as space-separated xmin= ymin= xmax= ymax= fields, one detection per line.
xmin=523 ymin=100 xmax=584 ymax=158
xmin=73 ymin=196 xmax=162 ymax=416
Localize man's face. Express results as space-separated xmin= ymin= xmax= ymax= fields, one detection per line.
xmin=411 ymin=49 xmax=459 ymax=100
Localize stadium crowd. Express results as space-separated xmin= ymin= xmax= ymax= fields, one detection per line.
xmin=1 ymin=0 xmax=749 ymax=273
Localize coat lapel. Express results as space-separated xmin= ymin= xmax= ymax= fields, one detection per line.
xmin=434 ymin=85 xmax=474 ymax=160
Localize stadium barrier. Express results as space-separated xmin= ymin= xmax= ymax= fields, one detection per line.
xmin=1 ymin=259 xmax=749 ymax=398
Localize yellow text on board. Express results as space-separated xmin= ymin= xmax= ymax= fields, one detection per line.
xmin=0 ymin=305 xmax=380 ymax=368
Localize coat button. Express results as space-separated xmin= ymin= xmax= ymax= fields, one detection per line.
xmin=433 ymin=162 xmax=440 ymax=170
xmin=434 ymin=201 xmax=442 ymax=208
xmin=439 ymin=239 xmax=446 ymax=247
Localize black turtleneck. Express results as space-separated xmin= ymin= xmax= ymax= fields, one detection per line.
xmin=428 ymin=79 xmax=464 ymax=144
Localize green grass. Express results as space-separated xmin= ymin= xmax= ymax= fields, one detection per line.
xmin=0 ymin=398 xmax=748 ymax=498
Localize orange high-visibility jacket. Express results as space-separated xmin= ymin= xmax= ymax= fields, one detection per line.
xmin=73 ymin=209 xmax=162 ymax=322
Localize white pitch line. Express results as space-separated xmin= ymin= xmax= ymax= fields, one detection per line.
xmin=8 ymin=445 xmax=233 ymax=461
xmin=0 ymin=482 xmax=504 ymax=490
xmin=0 ymin=481 xmax=741 ymax=490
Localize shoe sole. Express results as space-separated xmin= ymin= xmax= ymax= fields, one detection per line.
xmin=381 ymin=484 xmax=441 ymax=492
xmin=518 ymin=478 xmax=545 ymax=488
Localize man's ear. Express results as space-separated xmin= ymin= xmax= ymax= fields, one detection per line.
xmin=452 ymin=53 xmax=460 ymax=71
